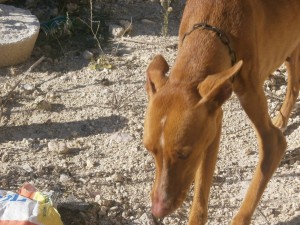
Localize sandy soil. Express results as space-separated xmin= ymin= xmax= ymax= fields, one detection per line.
xmin=0 ymin=2 xmax=299 ymax=225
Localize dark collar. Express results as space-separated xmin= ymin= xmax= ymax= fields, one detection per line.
xmin=182 ymin=22 xmax=236 ymax=66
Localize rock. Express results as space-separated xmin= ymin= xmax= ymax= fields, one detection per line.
xmin=112 ymin=173 xmax=124 ymax=183
xmin=245 ymin=148 xmax=255 ymax=155
xmin=141 ymin=19 xmax=156 ymax=24
xmin=48 ymin=141 xmax=70 ymax=154
xmin=94 ymin=195 xmax=101 ymax=202
xmin=21 ymin=84 xmax=35 ymax=95
xmin=47 ymin=140 xmax=57 ymax=152
xmin=59 ymin=174 xmax=71 ymax=183
xmin=139 ymin=212 xmax=155 ymax=225
xmin=86 ymin=159 xmax=95 ymax=169
xmin=0 ymin=4 xmax=40 ymax=67
xmin=109 ymin=24 xmax=125 ymax=38
xmin=35 ymin=96 xmax=53 ymax=111
xmin=83 ymin=50 xmax=94 ymax=60
xmin=1 ymin=152 xmax=9 ymax=162
xmin=109 ymin=132 xmax=134 ymax=144
xmin=57 ymin=142 xmax=70 ymax=154
xmin=126 ymin=54 xmax=137 ymax=62
xmin=167 ymin=6 xmax=173 ymax=13
xmin=22 ymin=164 xmax=33 ymax=172
xmin=45 ymin=92 xmax=57 ymax=101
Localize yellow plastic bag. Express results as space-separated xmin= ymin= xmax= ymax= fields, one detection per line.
xmin=0 ymin=183 xmax=63 ymax=225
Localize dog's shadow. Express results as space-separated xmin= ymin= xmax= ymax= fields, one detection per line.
xmin=284 ymin=108 xmax=300 ymax=135
xmin=284 ymin=121 xmax=300 ymax=135
xmin=274 ymin=214 xmax=300 ymax=225
xmin=280 ymin=147 xmax=300 ymax=166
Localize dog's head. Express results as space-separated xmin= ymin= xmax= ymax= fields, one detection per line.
xmin=143 ymin=55 xmax=242 ymax=218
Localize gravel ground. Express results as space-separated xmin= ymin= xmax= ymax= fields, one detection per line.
xmin=0 ymin=2 xmax=300 ymax=225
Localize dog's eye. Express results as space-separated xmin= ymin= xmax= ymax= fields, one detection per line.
xmin=176 ymin=147 xmax=191 ymax=160
xmin=177 ymin=151 xmax=189 ymax=160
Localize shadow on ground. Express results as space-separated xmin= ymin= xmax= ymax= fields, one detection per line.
xmin=275 ymin=215 xmax=300 ymax=225
xmin=57 ymin=202 xmax=130 ymax=225
xmin=0 ymin=115 xmax=127 ymax=143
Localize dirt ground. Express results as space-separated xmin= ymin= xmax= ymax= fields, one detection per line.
xmin=0 ymin=2 xmax=299 ymax=225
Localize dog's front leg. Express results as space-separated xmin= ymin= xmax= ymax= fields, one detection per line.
xmin=188 ymin=115 xmax=222 ymax=225
xmin=232 ymin=80 xmax=287 ymax=225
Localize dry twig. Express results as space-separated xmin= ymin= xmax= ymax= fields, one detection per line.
xmin=120 ymin=37 xmax=158 ymax=46
xmin=257 ymin=206 xmax=271 ymax=225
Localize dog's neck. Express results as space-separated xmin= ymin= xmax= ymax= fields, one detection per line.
xmin=169 ymin=33 xmax=233 ymax=90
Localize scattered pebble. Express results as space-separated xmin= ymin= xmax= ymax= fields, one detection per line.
xmin=1 ymin=153 xmax=9 ymax=162
xmin=21 ymin=83 xmax=35 ymax=95
xmin=35 ymin=96 xmax=53 ymax=111
xmin=59 ymin=174 xmax=71 ymax=183
xmin=138 ymin=212 xmax=155 ymax=225
xmin=141 ymin=19 xmax=156 ymax=24
xmin=82 ymin=50 xmax=94 ymax=60
xmin=109 ymin=24 xmax=125 ymax=37
xmin=109 ymin=132 xmax=134 ymax=144
xmin=86 ymin=159 xmax=94 ymax=169
xmin=48 ymin=141 xmax=70 ymax=154
xmin=21 ymin=164 xmax=33 ymax=172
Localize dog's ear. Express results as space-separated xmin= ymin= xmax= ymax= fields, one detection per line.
xmin=198 ymin=60 xmax=243 ymax=110
xmin=146 ymin=55 xmax=169 ymax=98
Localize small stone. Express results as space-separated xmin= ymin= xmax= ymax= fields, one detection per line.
xmin=21 ymin=84 xmax=35 ymax=95
xmin=32 ymin=90 xmax=39 ymax=98
xmin=78 ymin=178 xmax=87 ymax=183
xmin=59 ymin=174 xmax=71 ymax=183
xmin=22 ymin=164 xmax=33 ymax=172
xmin=57 ymin=142 xmax=70 ymax=154
xmin=35 ymin=96 xmax=53 ymax=111
xmin=48 ymin=140 xmax=57 ymax=152
xmin=109 ymin=24 xmax=125 ymax=38
xmin=48 ymin=141 xmax=70 ymax=154
xmin=245 ymin=148 xmax=255 ymax=155
xmin=138 ymin=212 xmax=155 ymax=225
xmin=83 ymin=50 xmax=94 ymax=60
xmin=46 ymin=92 xmax=57 ymax=101
xmin=1 ymin=153 xmax=9 ymax=162
xmin=86 ymin=159 xmax=94 ymax=169
xmin=126 ymin=54 xmax=137 ymax=62
xmin=110 ymin=206 xmax=119 ymax=212
xmin=141 ymin=19 xmax=156 ymax=24
xmin=109 ymin=132 xmax=134 ymax=144
xmin=275 ymin=89 xmax=283 ymax=96
xmin=95 ymin=194 xmax=101 ymax=202
xmin=112 ymin=173 xmax=124 ymax=183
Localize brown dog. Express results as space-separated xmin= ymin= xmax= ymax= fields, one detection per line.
xmin=143 ymin=0 xmax=300 ymax=224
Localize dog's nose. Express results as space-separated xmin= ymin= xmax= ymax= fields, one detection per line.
xmin=151 ymin=198 xmax=171 ymax=218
